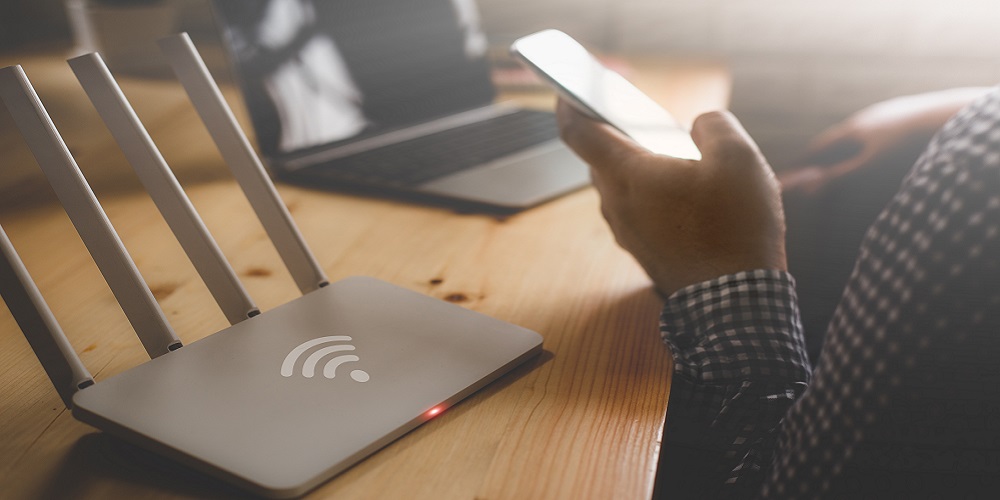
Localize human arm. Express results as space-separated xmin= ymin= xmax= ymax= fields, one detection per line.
xmin=779 ymin=87 xmax=991 ymax=195
xmin=558 ymin=84 xmax=1000 ymax=497
xmin=556 ymin=102 xmax=811 ymax=497
xmin=760 ymin=88 xmax=1000 ymax=498
xmin=655 ymin=271 xmax=811 ymax=498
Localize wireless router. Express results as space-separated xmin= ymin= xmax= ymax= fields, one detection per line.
xmin=0 ymin=33 xmax=542 ymax=498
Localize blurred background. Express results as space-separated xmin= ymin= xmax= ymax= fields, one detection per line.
xmin=3 ymin=0 xmax=1000 ymax=168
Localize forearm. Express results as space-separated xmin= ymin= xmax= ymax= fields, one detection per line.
xmin=886 ymin=87 xmax=992 ymax=137
xmin=925 ymin=86 xmax=992 ymax=115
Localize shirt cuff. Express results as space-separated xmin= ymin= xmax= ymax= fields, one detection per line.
xmin=660 ymin=269 xmax=811 ymax=385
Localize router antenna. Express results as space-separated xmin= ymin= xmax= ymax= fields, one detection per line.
xmin=0 ymin=224 xmax=94 ymax=409
xmin=158 ymin=33 xmax=329 ymax=294
xmin=68 ymin=53 xmax=260 ymax=324
xmin=0 ymin=65 xmax=181 ymax=358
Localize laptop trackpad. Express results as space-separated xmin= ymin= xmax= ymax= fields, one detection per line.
xmin=417 ymin=142 xmax=590 ymax=209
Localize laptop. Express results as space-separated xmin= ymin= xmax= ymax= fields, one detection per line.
xmin=210 ymin=0 xmax=589 ymax=211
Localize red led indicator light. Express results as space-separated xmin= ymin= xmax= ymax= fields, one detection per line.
xmin=427 ymin=406 xmax=443 ymax=417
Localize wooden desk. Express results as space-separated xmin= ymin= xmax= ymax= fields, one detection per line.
xmin=0 ymin=48 xmax=729 ymax=499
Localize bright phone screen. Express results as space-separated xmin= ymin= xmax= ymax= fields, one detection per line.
xmin=512 ymin=30 xmax=701 ymax=160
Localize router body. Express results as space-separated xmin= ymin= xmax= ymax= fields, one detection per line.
xmin=73 ymin=277 xmax=542 ymax=498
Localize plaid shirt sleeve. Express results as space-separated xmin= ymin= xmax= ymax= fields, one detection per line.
xmin=658 ymin=269 xmax=812 ymax=498
xmin=657 ymin=89 xmax=1000 ymax=499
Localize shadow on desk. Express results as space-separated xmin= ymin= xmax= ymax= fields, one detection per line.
xmin=36 ymin=433 xmax=246 ymax=499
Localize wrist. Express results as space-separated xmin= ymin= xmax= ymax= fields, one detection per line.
xmin=648 ymin=249 xmax=788 ymax=297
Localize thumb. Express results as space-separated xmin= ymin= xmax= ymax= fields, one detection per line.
xmin=689 ymin=111 xmax=764 ymax=165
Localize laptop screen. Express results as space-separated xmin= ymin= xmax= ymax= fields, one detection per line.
xmin=212 ymin=0 xmax=496 ymax=157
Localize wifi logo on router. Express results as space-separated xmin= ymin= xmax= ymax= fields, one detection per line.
xmin=280 ymin=336 xmax=370 ymax=382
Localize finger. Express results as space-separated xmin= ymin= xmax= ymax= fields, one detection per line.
xmin=781 ymin=148 xmax=874 ymax=195
xmin=804 ymin=123 xmax=850 ymax=156
xmin=777 ymin=166 xmax=825 ymax=193
xmin=689 ymin=110 xmax=763 ymax=164
xmin=791 ymin=125 xmax=862 ymax=169
xmin=825 ymin=147 xmax=876 ymax=179
xmin=801 ymin=138 xmax=865 ymax=169
xmin=555 ymin=99 xmax=650 ymax=172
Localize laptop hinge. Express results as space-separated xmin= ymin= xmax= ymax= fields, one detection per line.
xmin=278 ymin=103 xmax=520 ymax=171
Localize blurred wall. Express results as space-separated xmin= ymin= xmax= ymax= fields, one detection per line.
xmin=480 ymin=0 xmax=1000 ymax=168
xmin=0 ymin=2 xmax=73 ymax=49
xmin=5 ymin=0 xmax=1000 ymax=167
xmin=481 ymin=0 xmax=1000 ymax=166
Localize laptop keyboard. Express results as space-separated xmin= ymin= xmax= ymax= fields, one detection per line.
xmin=302 ymin=109 xmax=560 ymax=187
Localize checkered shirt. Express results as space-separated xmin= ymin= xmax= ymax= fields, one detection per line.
xmin=659 ymin=88 xmax=1000 ymax=498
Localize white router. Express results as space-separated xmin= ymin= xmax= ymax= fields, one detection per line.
xmin=0 ymin=33 xmax=542 ymax=498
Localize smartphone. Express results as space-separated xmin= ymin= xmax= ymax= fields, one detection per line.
xmin=510 ymin=29 xmax=701 ymax=161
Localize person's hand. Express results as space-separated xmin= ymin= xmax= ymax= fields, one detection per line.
xmin=557 ymin=100 xmax=786 ymax=296
xmin=779 ymin=87 xmax=990 ymax=195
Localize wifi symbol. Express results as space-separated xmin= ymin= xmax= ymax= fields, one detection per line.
xmin=281 ymin=336 xmax=370 ymax=382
